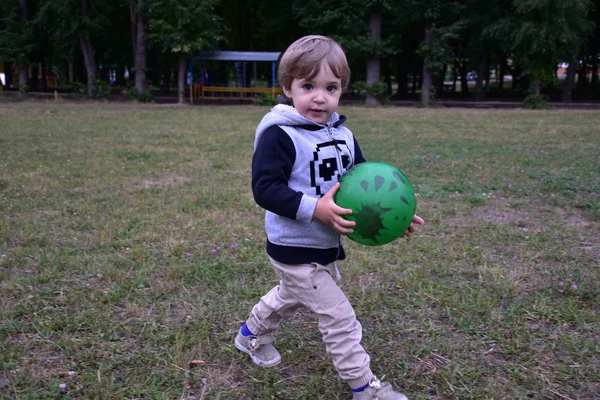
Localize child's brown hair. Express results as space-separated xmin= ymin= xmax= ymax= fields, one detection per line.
xmin=278 ymin=35 xmax=351 ymax=91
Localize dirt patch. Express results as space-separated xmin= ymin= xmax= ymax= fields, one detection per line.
xmin=11 ymin=334 xmax=68 ymax=381
xmin=140 ymin=174 xmax=192 ymax=188
xmin=447 ymin=201 xmax=598 ymax=237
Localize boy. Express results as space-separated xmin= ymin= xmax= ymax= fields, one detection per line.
xmin=235 ymin=35 xmax=424 ymax=400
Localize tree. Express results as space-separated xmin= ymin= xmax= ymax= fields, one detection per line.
xmin=130 ymin=0 xmax=146 ymax=95
xmin=465 ymin=0 xmax=510 ymax=101
xmin=500 ymin=0 xmax=593 ymax=97
xmin=36 ymin=0 xmax=113 ymax=97
xmin=410 ymin=0 xmax=464 ymax=105
xmin=217 ymin=0 xmax=305 ymax=52
xmin=292 ymin=0 xmax=397 ymax=106
xmin=146 ymin=0 xmax=222 ymax=104
xmin=0 ymin=0 xmax=38 ymax=93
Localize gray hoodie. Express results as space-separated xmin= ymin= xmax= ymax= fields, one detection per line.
xmin=252 ymin=105 xmax=366 ymax=265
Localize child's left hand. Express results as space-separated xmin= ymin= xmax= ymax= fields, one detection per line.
xmin=402 ymin=215 xmax=424 ymax=238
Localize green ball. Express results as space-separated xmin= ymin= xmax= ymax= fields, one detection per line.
xmin=334 ymin=161 xmax=417 ymax=246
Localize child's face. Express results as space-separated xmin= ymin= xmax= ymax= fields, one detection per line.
xmin=283 ymin=62 xmax=342 ymax=125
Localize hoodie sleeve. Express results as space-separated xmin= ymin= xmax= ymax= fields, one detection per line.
xmin=252 ymin=125 xmax=305 ymax=220
xmin=354 ymin=136 xmax=367 ymax=164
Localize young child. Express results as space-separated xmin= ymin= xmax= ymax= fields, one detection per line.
xmin=235 ymin=35 xmax=424 ymax=400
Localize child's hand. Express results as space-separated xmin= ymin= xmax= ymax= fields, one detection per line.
xmin=402 ymin=215 xmax=425 ymax=238
xmin=313 ymin=182 xmax=356 ymax=234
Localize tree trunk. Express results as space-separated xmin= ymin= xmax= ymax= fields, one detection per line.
xmin=421 ymin=23 xmax=433 ymax=106
xmin=577 ymin=54 xmax=586 ymax=89
xmin=498 ymin=59 xmax=506 ymax=91
xmin=530 ymin=81 xmax=541 ymax=95
xmin=396 ymin=55 xmax=407 ymax=95
xmin=178 ymin=55 xmax=186 ymax=104
xmin=79 ymin=0 xmax=95 ymax=97
xmin=130 ymin=0 xmax=146 ymax=95
xmin=459 ymin=63 xmax=468 ymax=95
xmin=452 ymin=62 xmax=458 ymax=93
xmin=591 ymin=52 xmax=598 ymax=90
xmin=365 ymin=9 xmax=382 ymax=107
xmin=435 ymin=63 xmax=446 ymax=96
xmin=18 ymin=68 xmax=28 ymax=93
xmin=4 ymin=62 xmax=13 ymax=89
xmin=79 ymin=32 xmax=96 ymax=97
xmin=411 ymin=67 xmax=418 ymax=94
xmin=562 ymin=60 xmax=576 ymax=103
xmin=383 ymin=57 xmax=392 ymax=96
xmin=475 ymin=49 xmax=489 ymax=102
xmin=18 ymin=0 xmax=28 ymax=94
xmin=512 ymin=65 xmax=520 ymax=91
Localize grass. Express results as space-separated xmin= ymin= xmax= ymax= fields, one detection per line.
xmin=0 ymin=100 xmax=599 ymax=399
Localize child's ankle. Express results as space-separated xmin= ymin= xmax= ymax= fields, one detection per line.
xmin=348 ymin=373 xmax=375 ymax=392
xmin=241 ymin=324 xmax=254 ymax=337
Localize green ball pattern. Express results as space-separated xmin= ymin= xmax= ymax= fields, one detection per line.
xmin=334 ymin=161 xmax=416 ymax=246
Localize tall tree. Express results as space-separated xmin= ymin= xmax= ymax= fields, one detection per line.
xmin=411 ymin=0 xmax=464 ymax=105
xmin=217 ymin=0 xmax=305 ymax=52
xmin=0 ymin=0 xmax=38 ymax=92
xmin=79 ymin=0 xmax=97 ymax=96
xmin=36 ymin=0 xmax=113 ymax=97
xmin=466 ymin=0 xmax=509 ymax=101
xmin=292 ymin=0 xmax=397 ymax=106
xmin=146 ymin=0 xmax=222 ymax=103
xmin=500 ymin=0 xmax=593 ymax=97
xmin=130 ymin=0 xmax=147 ymax=95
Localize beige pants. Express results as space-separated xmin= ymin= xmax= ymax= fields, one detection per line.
xmin=245 ymin=257 xmax=374 ymax=388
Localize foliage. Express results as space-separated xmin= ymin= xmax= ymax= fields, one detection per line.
xmin=0 ymin=1 xmax=39 ymax=67
xmin=353 ymin=80 xmax=390 ymax=103
xmin=93 ymin=80 xmax=112 ymax=99
xmin=145 ymin=0 xmax=222 ymax=54
xmin=35 ymin=0 xmax=114 ymax=53
xmin=122 ymin=83 xmax=156 ymax=102
xmin=417 ymin=21 xmax=465 ymax=76
xmin=490 ymin=0 xmax=594 ymax=90
xmin=70 ymin=80 xmax=112 ymax=99
xmin=252 ymin=93 xmax=277 ymax=106
xmin=522 ymin=93 xmax=549 ymax=109
xmin=292 ymin=0 xmax=398 ymax=60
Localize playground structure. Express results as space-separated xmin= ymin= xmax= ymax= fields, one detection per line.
xmin=188 ymin=51 xmax=282 ymax=102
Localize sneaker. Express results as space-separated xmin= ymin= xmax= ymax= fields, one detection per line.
xmin=352 ymin=376 xmax=408 ymax=400
xmin=234 ymin=329 xmax=281 ymax=367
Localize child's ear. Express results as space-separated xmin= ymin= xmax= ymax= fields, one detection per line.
xmin=283 ymin=86 xmax=293 ymax=98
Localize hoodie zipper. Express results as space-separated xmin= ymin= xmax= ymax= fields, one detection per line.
xmin=325 ymin=124 xmax=344 ymax=263
xmin=325 ymin=124 xmax=344 ymax=180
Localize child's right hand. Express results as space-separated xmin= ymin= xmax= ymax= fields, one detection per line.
xmin=313 ymin=182 xmax=356 ymax=234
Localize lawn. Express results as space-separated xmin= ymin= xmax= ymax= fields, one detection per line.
xmin=0 ymin=101 xmax=598 ymax=399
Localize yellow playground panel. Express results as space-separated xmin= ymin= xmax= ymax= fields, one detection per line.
xmin=189 ymin=51 xmax=282 ymax=102
xmin=192 ymin=84 xmax=281 ymax=100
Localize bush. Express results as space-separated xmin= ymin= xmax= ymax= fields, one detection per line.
xmin=69 ymin=80 xmax=111 ymax=99
xmin=122 ymin=83 xmax=156 ymax=102
xmin=93 ymin=80 xmax=112 ymax=99
xmin=252 ymin=93 xmax=277 ymax=106
xmin=353 ymin=80 xmax=390 ymax=103
xmin=522 ymin=94 xmax=549 ymax=109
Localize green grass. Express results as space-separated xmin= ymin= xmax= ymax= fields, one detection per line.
xmin=0 ymin=101 xmax=599 ymax=399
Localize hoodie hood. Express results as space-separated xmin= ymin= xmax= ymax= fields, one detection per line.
xmin=254 ymin=104 xmax=343 ymax=150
